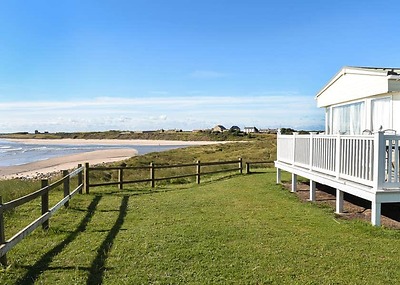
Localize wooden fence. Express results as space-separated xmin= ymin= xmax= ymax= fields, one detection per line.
xmin=85 ymin=158 xmax=246 ymax=192
xmin=0 ymin=164 xmax=84 ymax=266
xmin=0 ymin=159 xmax=271 ymax=266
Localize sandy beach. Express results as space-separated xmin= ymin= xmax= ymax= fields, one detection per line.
xmin=0 ymin=139 xmax=220 ymax=180
xmin=0 ymin=148 xmax=138 ymax=180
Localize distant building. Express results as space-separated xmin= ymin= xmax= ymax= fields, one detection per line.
xmin=230 ymin=126 xmax=241 ymax=132
xmin=166 ymin=129 xmax=183 ymax=133
xmin=243 ymin=126 xmax=259 ymax=133
xmin=212 ymin=125 xmax=227 ymax=133
xmin=259 ymin=128 xmax=278 ymax=134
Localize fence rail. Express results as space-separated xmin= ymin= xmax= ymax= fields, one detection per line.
xmin=245 ymin=161 xmax=274 ymax=174
xmin=85 ymin=158 xmax=244 ymax=191
xmin=0 ymin=158 xmax=273 ymax=267
xmin=0 ymin=164 xmax=84 ymax=266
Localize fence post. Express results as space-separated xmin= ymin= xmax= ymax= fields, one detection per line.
xmin=246 ymin=162 xmax=250 ymax=174
xmin=78 ymin=164 xmax=83 ymax=194
xmin=118 ymin=163 xmax=126 ymax=190
xmin=0 ymin=196 xmax=7 ymax=267
xmin=63 ymin=170 xmax=70 ymax=208
xmin=239 ymin=157 xmax=243 ymax=174
xmin=196 ymin=160 xmax=201 ymax=184
xmin=150 ymin=162 xmax=155 ymax=188
xmin=41 ymin=179 xmax=49 ymax=230
xmin=84 ymin=162 xmax=90 ymax=194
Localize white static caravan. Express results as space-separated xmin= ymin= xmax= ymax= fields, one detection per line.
xmin=318 ymin=66 xmax=400 ymax=135
xmin=275 ymin=66 xmax=400 ymax=226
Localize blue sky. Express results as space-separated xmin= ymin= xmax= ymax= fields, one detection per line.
xmin=0 ymin=0 xmax=399 ymax=132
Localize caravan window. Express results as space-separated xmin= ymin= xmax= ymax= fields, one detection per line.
xmin=332 ymin=102 xmax=365 ymax=135
xmin=371 ymin=97 xmax=391 ymax=132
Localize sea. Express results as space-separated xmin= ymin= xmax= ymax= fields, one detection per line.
xmin=0 ymin=140 xmax=186 ymax=167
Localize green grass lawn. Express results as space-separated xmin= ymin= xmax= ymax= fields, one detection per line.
xmin=1 ymin=169 xmax=400 ymax=284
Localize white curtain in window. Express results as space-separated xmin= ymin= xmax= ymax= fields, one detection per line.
xmin=371 ymin=98 xmax=390 ymax=132
xmin=332 ymin=102 xmax=364 ymax=135
xmin=350 ymin=103 xmax=363 ymax=135
xmin=326 ymin=108 xmax=331 ymax=134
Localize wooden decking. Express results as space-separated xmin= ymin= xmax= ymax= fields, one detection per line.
xmin=275 ymin=131 xmax=400 ymax=226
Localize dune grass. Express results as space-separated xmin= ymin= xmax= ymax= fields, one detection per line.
xmin=89 ymin=139 xmax=276 ymax=186
xmin=1 ymin=169 xmax=400 ymax=284
xmin=0 ymin=130 xmax=272 ymax=142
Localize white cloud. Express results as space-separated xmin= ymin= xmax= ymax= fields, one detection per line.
xmin=0 ymin=95 xmax=324 ymax=132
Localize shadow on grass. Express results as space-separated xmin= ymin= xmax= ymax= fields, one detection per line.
xmin=15 ymin=195 xmax=102 ymax=285
xmin=86 ymin=195 xmax=129 ymax=285
xmin=89 ymin=168 xmax=276 ymax=198
xmin=92 ymin=185 xmax=194 ymax=197
xmin=245 ymin=171 xmax=268 ymax=175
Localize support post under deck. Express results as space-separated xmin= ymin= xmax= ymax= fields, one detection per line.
xmin=276 ymin=168 xmax=281 ymax=184
xmin=291 ymin=173 xmax=297 ymax=192
xmin=309 ymin=180 xmax=316 ymax=202
xmin=335 ymin=188 xmax=344 ymax=214
xmin=371 ymin=199 xmax=381 ymax=226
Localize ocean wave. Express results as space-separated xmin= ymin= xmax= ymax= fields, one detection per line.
xmin=0 ymin=141 xmax=183 ymax=167
xmin=0 ymin=147 xmax=24 ymax=153
xmin=0 ymin=145 xmax=12 ymax=149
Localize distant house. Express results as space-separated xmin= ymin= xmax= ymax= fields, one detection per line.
xmin=229 ymin=126 xmax=241 ymax=132
xmin=259 ymin=128 xmax=278 ymax=134
xmin=212 ymin=125 xmax=227 ymax=133
xmin=243 ymin=127 xmax=259 ymax=134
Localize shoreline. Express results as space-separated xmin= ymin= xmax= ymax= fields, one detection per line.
xmin=0 ymin=138 xmax=225 ymax=180
xmin=0 ymin=148 xmax=139 ymax=180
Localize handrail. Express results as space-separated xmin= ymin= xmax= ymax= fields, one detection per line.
xmin=276 ymin=132 xmax=400 ymax=189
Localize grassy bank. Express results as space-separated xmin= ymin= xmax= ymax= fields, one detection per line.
xmin=0 ymin=138 xmax=276 ymax=202
xmin=1 ymin=170 xmax=400 ymax=284
xmin=0 ymin=130 xmax=273 ymax=141
xmin=88 ymin=139 xmax=276 ymax=188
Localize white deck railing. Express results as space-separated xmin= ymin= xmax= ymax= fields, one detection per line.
xmin=276 ymin=132 xmax=400 ymax=190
